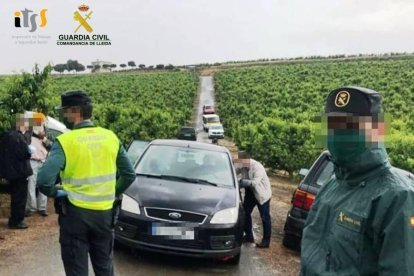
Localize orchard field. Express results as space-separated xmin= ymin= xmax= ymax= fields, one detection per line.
xmin=0 ymin=71 xmax=199 ymax=144
xmin=214 ymin=57 xmax=414 ymax=174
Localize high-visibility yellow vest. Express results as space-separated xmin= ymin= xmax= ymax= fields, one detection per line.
xmin=57 ymin=127 xmax=119 ymax=210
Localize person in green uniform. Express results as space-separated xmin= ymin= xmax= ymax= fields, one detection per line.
xmin=300 ymin=86 xmax=414 ymax=275
xmin=37 ymin=91 xmax=136 ymax=276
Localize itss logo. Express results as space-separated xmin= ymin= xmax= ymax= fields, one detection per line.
xmin=14 ymin=8 xmax=48 ymax=32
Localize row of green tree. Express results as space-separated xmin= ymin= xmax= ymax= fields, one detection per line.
xmin=53 ymin=60 xmax=176 ymax=74
xmin=0 ymin=65 xmax=198 ymax=144
xmin=214 ymin=58 xmax=414 ymax=175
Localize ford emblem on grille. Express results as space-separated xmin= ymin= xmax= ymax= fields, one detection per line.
xmin=169 ymin=212 xmax=182 ymax=219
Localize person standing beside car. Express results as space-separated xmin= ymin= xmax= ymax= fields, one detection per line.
xmin=0 ymin=114 xmax=33 ymax=229
xmin=300 ymin=87 xmax=414 ymax=275
xmin=37 ymin=91 xmax=136 ymax=276
xmin=25 ymin=112 xmax=49 ymax=217
xmin=238 ymin=151 xmax=272 ymax=248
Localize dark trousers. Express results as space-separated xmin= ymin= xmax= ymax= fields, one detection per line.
xmin=243 ymin=189 xmax=271 ymax=244
xmin=8 ymin=177 xmax=29 ymax=226
xmin=59 ymin=201 xmax=115 ymax=276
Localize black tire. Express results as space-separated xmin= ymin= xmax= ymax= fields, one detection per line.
xmin=282 ymin=233 xmax=301 ymax=251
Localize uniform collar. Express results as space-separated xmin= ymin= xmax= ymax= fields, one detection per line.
xmin=73 ymin=120 xmax=95 ymax=129
xmin=334 ymin=146 xmax=390 ymax=185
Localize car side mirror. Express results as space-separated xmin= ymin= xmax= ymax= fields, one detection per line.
xmin=299 ymin=168 xmax=309 ymax=178
xmin=238 ymin=179 xmax=250 ymax=189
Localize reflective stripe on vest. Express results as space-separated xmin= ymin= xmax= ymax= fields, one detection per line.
xmin=57 ymin=126 xmax=119 ymax=210
xmin=67 ymin=191 xmax=115 ymax=203
xmin=62 ymin=173 xmax=116 ymax=186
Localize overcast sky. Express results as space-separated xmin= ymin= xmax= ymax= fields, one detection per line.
xmin=1 ymin=0 xmax=413 ymax=74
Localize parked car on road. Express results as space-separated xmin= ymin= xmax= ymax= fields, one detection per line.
xmin=177 ymin=126 xmax=197 ymax=141
xmin=202 ymin=105 xmax=215 ymax=115
xmin=282 ymin=151 xmax=334 ymax=251
xmin=208 ymin=124 xmax=224 ymax=139
xmin=115 ymin=139 xmax=244 ymax=264
xmin=202 ymin=114 xmax=220 ymax=132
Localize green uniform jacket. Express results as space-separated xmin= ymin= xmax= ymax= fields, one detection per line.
xmin=301 ymin=146 xmax=414 ymax=275
xmin=37 ymin=121 xmax=136 ymax=198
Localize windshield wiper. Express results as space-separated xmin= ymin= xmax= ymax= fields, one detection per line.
xmin=159 ymin=175 xmax=218 ymax=187
xmin=136 ymin=173 xmax=162 ymax=178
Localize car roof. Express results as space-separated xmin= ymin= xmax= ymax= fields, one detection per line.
xmin=149 ymin=139 xmax=229 ymax=153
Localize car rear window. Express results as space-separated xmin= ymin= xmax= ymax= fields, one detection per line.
xmin=315 ymin=161 xmax=334 ymax=187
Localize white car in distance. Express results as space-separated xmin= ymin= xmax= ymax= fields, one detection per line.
xmin=208 ymin=124 xmax=224 ymax=139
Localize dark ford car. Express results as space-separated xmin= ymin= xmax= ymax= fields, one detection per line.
xmin=282 ymin=151 xmax=334 ymax=251
xmin=115 ymin=139 xmax=244 ymax=264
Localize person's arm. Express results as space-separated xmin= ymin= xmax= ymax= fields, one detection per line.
xmin=37 ymin=142 xmax=65 ymax=197
xmin=250 ymin=161 xmax=266 ymax=187
xmin=14 ymin=133 xmax=31 ymax=161
xmin=115 ymin=144 xmax=136 ymax=197
xmin=375 ymin=190 xmax=414 ymax=274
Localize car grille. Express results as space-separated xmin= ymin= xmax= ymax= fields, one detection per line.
xmin=145 ymin=207 xmax=207 ymax=224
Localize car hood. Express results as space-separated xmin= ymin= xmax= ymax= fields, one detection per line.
xmin=125 ymin=175 xmax=237 ymax=216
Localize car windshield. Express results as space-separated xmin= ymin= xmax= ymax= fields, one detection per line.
xmin=210 ymin=125 xmax=223 ymax=130
xmin=207 ymin=117 xmax=220 ymax=123
xmin=136 ymin=144 xmax=234 ymax=187
xmin=180 ymin=128 xmax=194 ymax=133
xmin=127 ymin=141 xmax=149 ymax=165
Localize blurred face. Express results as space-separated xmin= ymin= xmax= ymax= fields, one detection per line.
xmin=61 ymin=107 xmax=81 ymax=129
xmin=323 ymin=114 xmax=386 ymax=166
xmin=327 ymin=115 xmax=385 ymax=143
xmin=33 ymin=120 xmax=46 ymax=138
xmin=15 ymin=114 xmax=29 ymax=132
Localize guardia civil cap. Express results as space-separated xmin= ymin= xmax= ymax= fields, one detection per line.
xmin=59 ymin=90 xmax=92 ymax=109
xmin=325 ymin=86 xmax=382 ymax=116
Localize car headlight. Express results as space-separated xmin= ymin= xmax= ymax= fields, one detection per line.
xmin=121 ymin=194 xmax=141 ymax=215
xmin=210 ymin=207 xmax=238 ymax=224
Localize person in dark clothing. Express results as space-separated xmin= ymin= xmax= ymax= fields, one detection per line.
xmin=300 ymin=87 xmax=414 ymax=275
xmin=38 ymin=91 xmax=136 ymax=276
xmin=1 ymin=114 xmax=33 ymax=229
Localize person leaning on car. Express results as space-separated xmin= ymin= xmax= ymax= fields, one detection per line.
xmin=300 ymin=87 xmax=414 ymax=275
xmin=37 ymin=90 xmax=136 ymax=276
xmin=238 ymin=151 xmax=272 ymax=248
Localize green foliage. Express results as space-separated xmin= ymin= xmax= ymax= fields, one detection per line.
xmin=387 ymin=134 xmax=414 ymax=172
xmin=215 ymin=57 xmax=414 ymax=174
xmin=234 ymin=118 xmax=320 ymax=176
xmin=0 ymin=70 xmax=198 ymax=144
xmin=50 ymin=71 xmax=198 ymax=143
xmin=0 ymin=64 xmax=53 ymax=132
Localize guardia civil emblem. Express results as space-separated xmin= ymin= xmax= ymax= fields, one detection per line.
xmin=335 ymin=91 xmax=350 ymax=107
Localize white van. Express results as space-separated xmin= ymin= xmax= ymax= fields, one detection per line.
xmin=202 ymin=114 xmax=220 ymax=131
